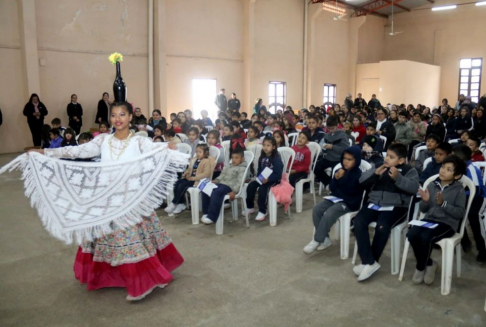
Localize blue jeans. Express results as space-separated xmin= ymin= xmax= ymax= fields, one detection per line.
xmin=202 ymin=184 xmax=233 ymax=222
xmin=245 ymin=180 xmax=278 ymax=214
xmin=172 ymin=179 xmax=195 ymax=204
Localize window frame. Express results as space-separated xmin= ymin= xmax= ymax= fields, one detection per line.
xmin=268 ymin=81 xmax=287 ymax=114
xmin=323 ymin=83 xmax=337 ymax=106
xmin=458 ymin=58 xmax=482 ymax=103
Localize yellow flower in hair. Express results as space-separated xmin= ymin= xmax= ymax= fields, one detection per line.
xmin=108 ymin=52 xmax=123 ymax=65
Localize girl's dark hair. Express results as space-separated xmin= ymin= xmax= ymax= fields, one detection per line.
xmin=247 ymin=125 xmax=259 ymax=137
xmin=187 ymin=127 xmax=200 ymax=135
xmin=224 ymin=124 xmax=235 ymax=132
xmin=152 ymin=109 xmax=162 ymax=116
xmin=110 ymin=102 xmax=133 ymax=114
xmin=71 ymin=94 xmax=77 ymax=98
xmin=196 ymin=144 xmax=210 ymax=158
xmin=154 ymin=124 xmax=165 ymax=132
xmin=165 ymin=129 xmax=176 ymax=137
xmin=153 ymin=136 xmax=164 ymax=142
xmin=193 ymin=121 xmax=204 ymax=130
xmin=62 ymin=128 xmax=76 ymax=146
xmin=99 ymin=121 xmax=109 ymax=128
xmin=453 ymin=144 xmax=472 ymax=162
xmin=230 ymin=120 xmax=241 ymax=129
xmin=442 ymin=154 xmax=467 ymax=177
xmin=102 ymin=92 xmax=109 ymax=98
xmin=78 ymin=132 xmax=93 ymax=142
xmin=259 ymin=136 xmax=278 ymax=165
xmin=273 ymin=130 xmax=286 ymax=147
xmin=172 ymin=118 xmax=181 ymax=125
xmin=207 ymin=130 xmax=220 ymax=141
xmin=170 ymin=113 xmax=177 ymax=119
xmin=41 ymin=124 xmax=51 ymax=140
xmin=50 ymin=128 xmax=60 ymax=136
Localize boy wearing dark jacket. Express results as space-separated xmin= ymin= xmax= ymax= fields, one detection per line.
xmin=201 ymin=149 xmax=249 ymax=224
xmin=353 ymin=143 xmax=419 ymax=281
xmin=419 ymin=142 xmax=452 ymax=185
xmin=304 ymin=146 xmax=364 ymax=254
xmin=407 ymin=155 xmax=466 ymax=284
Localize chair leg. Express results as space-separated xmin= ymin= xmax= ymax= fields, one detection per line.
xmin=215 ymin=198 xmax=226 ymax=235
xmin=340 ymin=216 xmax=352 ymax=260
xmin=319 ymin=182 xmax=323 ymax=196
xmin=456 ymin=244 xmax=462 ymax=278
xmin=167 ymin=190 xmax=175 ymax=217
xmin=269 ymin=192 xmax=277 ymax=227
xmin=441 ymin=243 xmax=454 ymax=295
xmin=188 ymin=189 xmax=200 ymax=225
xmin=352 ymin=239 xmax=358 ymax=265
xmin=334 ymin=219 xmax=340 ymax=241
xmin=231 ymin=199 xmax=238 ymax=221
xmin=398 ymin=240 xmax=410 ymax=281
xmin=312 ymin=177 xmax=317 ymax=205
xmin=391 ymin=228 xmax=401 ymax=275
xmin=295 ymin=182 xmax=303 ymax=213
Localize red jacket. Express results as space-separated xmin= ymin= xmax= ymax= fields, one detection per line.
xmin=471 ymin=151 xmax=485 ymax=162
xmin=291 ymin=145 xmax=311 ymax=174
xmin=352 ymin=125 xmax=366 ymax=143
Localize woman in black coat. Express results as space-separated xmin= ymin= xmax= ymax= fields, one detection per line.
xmin=95 ymin=92 xmax=111 ymax=124
xmin=23 ymin=93 xmax=48 ymax=146
xmin=426 ymin=114 xmax=445 ymax=141
xmin=67 ymin=94 xmax=83 ymax=135
xmin=473 ymin=108 xmax=486 ymax=139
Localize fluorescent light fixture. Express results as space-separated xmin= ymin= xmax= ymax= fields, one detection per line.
xmin=431 ymin=5 xmax=457 ymax=11
xmin=476 ymin=1 xmax=486 ymax=6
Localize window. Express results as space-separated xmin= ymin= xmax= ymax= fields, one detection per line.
xmin=323 ymin=83 xmax=336 ymax=105
xmin=459 ymin=58 xmax=482 ymax=103
xmin=192 ymin=79 xmax=217 ymax=121
xmin=268 ymin=81 xmax=286 ymax=113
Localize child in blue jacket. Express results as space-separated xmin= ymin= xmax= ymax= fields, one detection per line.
xmin=245 ymin=137 xmax=283 ymax=222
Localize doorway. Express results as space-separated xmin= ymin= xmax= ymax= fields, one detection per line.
xmin=192 ymin=79 xmax=217 ymax=122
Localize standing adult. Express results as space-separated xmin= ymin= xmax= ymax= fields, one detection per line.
xmin=23 ymin=93 xmax=48 ymax=146
xmin=215 ymin=88 xmax=227 ymax=113
xmin=368 ymin=94 xmax=382 ymax=109
xmin=67 ymin=94 xmax=83 ymax=135
xmin=253 ymin=98 xmax=263 ymax=114
xmin=95 ymin=92 xmax=111 ymax=125
xmin=344 ymin=94 xmax=353 ymax=111
xmin=454 ymin=94 xmax=465 ymax=110
xmin=228 ymin=93 xmax=241 ymax=113
xmin=354 ymin=93 xmax=367 ymax=109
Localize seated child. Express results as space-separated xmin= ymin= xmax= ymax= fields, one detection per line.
xmin=61 ymin=128 xmax=77 ymax=147
xmin=51 ymin=118 xmax=66 ymax=136
xmin=92 ymin=121 xmax=110 ymax=137
xmin=273 ymin=130 xmax=286 ymax=148
xmin=302 ymin=113 xmax=325 ymax=145
xmin=171 ymin=118 xmax=183 ymax=134
xmin=264 ymin=115 xmax=276 ymax=132
xmin=136 ymin=117 xmax=154 ymax=138
xmin=466 ymin=135 xmax=485 ymax=162
xmin=48 ymin=128 xmax=63 ymax=148
xmin=153 ymin=124 xmax=164 ymax=141
xmin=222 ymin=124 xmax=234 ymax=142
xmin=240 ymin=112 xmax=252 ymax=129
xmin=164 ymin=129 xmax=181 ymax=144
xmin=304 ymin=146 xmax=364 ymax=254
xmin=253 ymin=121 xmax=265 ymax=138
xmin=314 ymin=116 xmax=349 ymax=186
xmin=407 ymin=155 xmax=466 ymax=284
xmin=360 ymin=123 xmax=384 ymax=152
xmin=245 ymin=126 xmax=262 ymax=147
xmin=394 ymin=111 xmax=413 ymax=147
xmin=459 ymin=130 xmax=471 ymax=144
xmin=165 ymin=144 xmax=215 ymax=214
xmin=353 ymin=143 xmax=419 ymax=281
xmin=231 ymin=120 xmax=247 ymax=140
xmin=78 ymin=132 xmax=93 ymax=145
xmin=231 ymin=112 xmax=240 ymax=122
xmin=192 ymin=122 xmax=207 ymax=141
xmin=245 ymin=137 xmax=283 ymax=221
xmin=343 ymin=121 xmax=355 ymax=145
xmin=207 ymin=130 xmax=224 ymax=179
xmin=200 ymin=109 xmax=213 ymax=127
xmin=361 ymin=134 xmax=384 ymax=167
xmin=415 ymin=134 xmax=441 ymax=172
xmin=184 ymin=127 xmax=200 ymax=156
xmin=200 ymin=148 xmax=248 ymax=224
xmin=289 ymin=131 xmax=311 ymax=187
xmin=453 ymin=144 xmax=486 ymax=262
xmin=419 ymin=142 xmax=452 ymax=185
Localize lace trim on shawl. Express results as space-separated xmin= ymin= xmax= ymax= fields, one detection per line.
xmin=0 ymin=148 xmax=188 ymax=245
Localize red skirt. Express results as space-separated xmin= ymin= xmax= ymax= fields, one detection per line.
xmin=73 ymin=243 xmax=184 ymax=297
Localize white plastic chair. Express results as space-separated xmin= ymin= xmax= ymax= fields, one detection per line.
xmin=295 ymin=142 xmax=322 ymax=213
xmin=398 ymin=175 xmax=475 ymax=295
xmin=352 ymin=193 xmax=415 ymax=275
xmin=268 ymin=147 xmax=295 ymax=226
xmin=205 ymin=125 xmax=213 ymax=131
xmin=222 ymin=140 xmax=231 ymax=166
xmin=414 ymin=145 xmax=427 ymax=163
xmin=379 ymin=135 xmax=387 ymax=147
xmin=200 ymin=134 xmax=207 ymax=143
xmin=176 ymin=143 xmax=192 ymax=155
xmin=135 ymin=131 xmax=148 ymax=138
xmin=331 ymin=161 xmax=372 ymax=259
xmin=423 ymin=157 xmax=433 ymax=170
xmin=448 ymin=138 xmax=460 ymax=145
xmin=185 ymin=146 xmax=221 ymax=224
xmin=288 ymin=132 xmax=299 ymax=147
xmin=215 ymin=151 xmax=255 ymax=235
xmin=177 ymin=133 xmax=188 ymax=142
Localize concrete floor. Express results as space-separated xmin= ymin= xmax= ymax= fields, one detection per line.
xmin=0 ymin=152 xmax=485 ymax=327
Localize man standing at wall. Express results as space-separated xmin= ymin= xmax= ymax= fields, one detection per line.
xmin=228 ymin=93 xmax=241 ymax=113
xmin=368 ymin=94 xmax=382 ymax=109
xmin=345 ymin=94 xmax=353 ymax=111
xmin=215 ymin=88 xmax=227 ymax=113
xmin=354 ymin=93 xmax=367 ymax=110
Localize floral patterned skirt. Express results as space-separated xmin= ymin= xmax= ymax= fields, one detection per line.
xmin=73 ymin=212 xmax=184 ymax=297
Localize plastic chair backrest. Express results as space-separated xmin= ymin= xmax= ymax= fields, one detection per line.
xmin=278 ymin=147 xmax=296 ymax=174
xmin=247 ymin=144 xmax=263 ymax=170
xmin=415 ymin=145 xmax=427 ymax=162
xmin=472 ymin=162 xmax=486 ymax=186
xmin=209 ymin=146 xmax=220 ymax=160
xmin=222 ymin=140 xmax=231 ymax=166
xmin=176 ymin=143 xmax=192 ymax=155
xmin=379 ymin=135 xmax=387 ymax=146
xmin=205 ymin=125 xmax=213 ymax=131
xmin=449 ymin=138 xmax=460 ymax=145
xmin=177 ymin=133 xmax=188 ymax=142
xmin=201 ymin=134 xmax=207 ymax=143
xmin=237 ymin=151 xmax=255 ymax=195
xmin=307 ymin=142 xmax=322 ymax=174
xmin=243 ymin=129 xmax=248 ymax=135
xmin=423 ymin=157 xmax=433 ymax=170
xmin=349 ymin=139 xmax=353 ymax=146
xmin=288 ymin=132 xmax=299 ymax=147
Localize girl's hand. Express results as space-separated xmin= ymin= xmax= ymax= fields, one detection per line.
xmin=418 ymin=188 xmax=430 ymax=202
xmin=27 ymin=149 xmax=44 ymax=155
xmin=262 ymin=178 xmax=268 ymax=184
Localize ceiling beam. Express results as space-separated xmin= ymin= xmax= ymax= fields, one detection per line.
xmin=310 ymin=0 xmax=388 ymax=19
xmin=351 ymin=0 xmax=406 ymax=17
xmin=384 ymin=0 xmax=410 ymax=12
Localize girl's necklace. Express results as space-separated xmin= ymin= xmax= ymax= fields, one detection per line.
xmin=109 ymin=132 xmax=133 ymax=160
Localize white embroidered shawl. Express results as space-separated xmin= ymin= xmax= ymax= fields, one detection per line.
xmin=0 ymin=146 xmax=188 ymax=245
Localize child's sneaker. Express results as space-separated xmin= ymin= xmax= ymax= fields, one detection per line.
xmin=357 ymin=262 xmax=381 ymax=281
xmin=173 ymin=204 xmax=186 ymax=214
xmin=423 ymin=261 xmax=438 ymax=285
xmin=242 ymin=208 xmax=254 ymax=216
xmin=201 ymin=215 xmax=213 ymax=225
xmin=353 ymin=264 xmax=364 ymax=276
xmin=412 ymin=269 xmax=425 ymax=285
xmin=317 ymin=237 xmax=332 ymax=251
xmin=164 ymin=203 xmax=176 ymax=214
xmin=303 ymin=240 xmax=320 ymax=254
xmin=255 ymin=212 xmax=267 ymax=221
